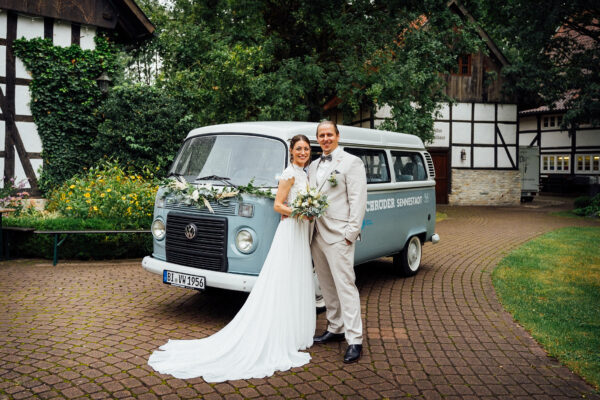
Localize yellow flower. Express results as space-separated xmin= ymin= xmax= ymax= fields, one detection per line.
xmin=66 ymin=206 xmax=72 ymax=210
xmin=100 ymin=193 xmax=105 ymax=198
xmin=93 ymin=206 xmax=98 ymax=211
xmin=121 ymin=196 xmax=126 ymax=200
xmin=69 ymin=184 xmax=75 ymax=189
xmin=86 ymin=199 xmax=91 ymax=204
xmin=66 ymin=199 xmax=70 ymax=203
xmin=84 ymin=192 xmax=91 ymax=198
xmin=106 ymin=188 xmax=112 ymax=192
xmin=68 ymin=191 xmax=73 ymax=196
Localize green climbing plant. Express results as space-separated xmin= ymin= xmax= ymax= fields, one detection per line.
xmin=13 ymin=34 xmax=120 ymax=193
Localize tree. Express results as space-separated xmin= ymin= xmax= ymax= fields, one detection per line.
xmin=467 ymin=0 xmax=600 ymax=128
xmin=144 ymin=0 xmax=481 ymax=143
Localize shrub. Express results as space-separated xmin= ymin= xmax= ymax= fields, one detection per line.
xmin=0 ymin=177 xmax=30 ymax=215
xmin=4 ymin=212 xmax=151 ymax=259
xmin=46 ymin=160 xmax=158 ymax=229
xmin=574 ymin=195 xmax=592 ymax=209
xmin=573 ymin=194 xmax=600 ymax=217
xmin=94 ymin=84 xmax=195 ymax=176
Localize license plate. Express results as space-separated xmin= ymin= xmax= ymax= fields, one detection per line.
xmin=163 ymin=270 xmax=205 ymax=290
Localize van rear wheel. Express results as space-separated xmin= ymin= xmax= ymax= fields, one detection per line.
xmin=394 ymin=235 xmax=422 ymax=277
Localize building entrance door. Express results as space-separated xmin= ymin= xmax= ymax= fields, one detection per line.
xmin=430 ymin=150 xmax=449 ymax=204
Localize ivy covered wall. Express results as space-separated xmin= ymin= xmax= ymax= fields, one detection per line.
xmin=13 ymin=35 xmax=119 ymax=193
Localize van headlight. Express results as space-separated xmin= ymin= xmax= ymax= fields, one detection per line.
xmin=151 ymin=219 xmax=166 ymax=240
xmin=235 ymin=229 xmax=255 ymax=254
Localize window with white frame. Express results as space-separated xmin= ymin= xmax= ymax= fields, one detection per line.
xmin=541 ymin=154 xmax=570 ymax=173
xmin=542 ymin=114 xmax=563 ymax=129
xmin=575 ymin=154 xmax=600 ymax=173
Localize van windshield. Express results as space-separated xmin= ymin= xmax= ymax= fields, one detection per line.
xmin=169 ymin=135 xmax=286 ymax=187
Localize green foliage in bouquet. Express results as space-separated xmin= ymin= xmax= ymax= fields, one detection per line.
xmin=290 ymin=186 xmax=329 ymax=219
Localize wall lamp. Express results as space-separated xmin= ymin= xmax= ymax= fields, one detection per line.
xmin=460 ymin=148 xmax=467 ymax=161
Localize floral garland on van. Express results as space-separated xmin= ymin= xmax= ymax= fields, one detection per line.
xmin=161 ymin=177 xmax=274 ymax=213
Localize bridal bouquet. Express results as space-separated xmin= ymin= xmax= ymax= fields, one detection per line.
xmin=291 ymin=185 xmax=329 ymax=219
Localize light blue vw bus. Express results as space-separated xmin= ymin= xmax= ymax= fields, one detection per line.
xmin=142 ymin=122 xmax=439 ymax=299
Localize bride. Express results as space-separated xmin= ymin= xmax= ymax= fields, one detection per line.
xmin=148 ymin=134 xmax=316 ymax=381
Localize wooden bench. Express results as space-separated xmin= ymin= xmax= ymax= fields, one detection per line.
xmin=2 ymin=228 xmax=150 ymax=266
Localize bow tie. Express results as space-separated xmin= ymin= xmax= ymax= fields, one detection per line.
xmin=320 ymin=154 xmax=332 ymax=162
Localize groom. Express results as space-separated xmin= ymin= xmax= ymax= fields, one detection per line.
xmin=309 ymin=121 xmax=367 ymax=364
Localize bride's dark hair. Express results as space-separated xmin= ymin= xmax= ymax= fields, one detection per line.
xmin=289 ymin=134 xmax=311 ymax=167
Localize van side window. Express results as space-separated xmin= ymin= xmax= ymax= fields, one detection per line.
xmin=391 ymin=152 xmax=427 ymax=181
xmin=311 ymin=146 xmax=322 ymax=162
xmin=345 ymin=148 xmax=390 ymax=184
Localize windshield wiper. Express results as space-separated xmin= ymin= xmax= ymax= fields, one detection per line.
xmin=195 ymin=175 xmax=237 ymax=188
xmin=167 ymin=172 xmax=184 ymax=182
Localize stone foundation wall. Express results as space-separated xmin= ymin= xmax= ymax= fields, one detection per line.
xmin=449 ymin=169 xmax=521 ymax=206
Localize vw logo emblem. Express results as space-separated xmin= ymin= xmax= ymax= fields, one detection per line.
xmin=184 ymin=223 xmax=197 ymax=240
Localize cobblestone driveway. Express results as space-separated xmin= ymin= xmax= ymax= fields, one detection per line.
xmin=1 ymin=200 xmax=599 ymax=399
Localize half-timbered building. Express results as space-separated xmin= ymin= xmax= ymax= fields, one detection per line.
xmin=0 ymin=0 xmax=153 ymax=194
xmin=519 ymin=102 xmax=600 ymax=195
xmin=326 ymin=0 xmax=519 ymax=205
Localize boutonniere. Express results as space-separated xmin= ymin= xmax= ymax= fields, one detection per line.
xmin=328 ymin=170 xmax=340 ymax=187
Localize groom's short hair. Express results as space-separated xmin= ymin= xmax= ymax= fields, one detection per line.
xmin=316 ymin=120 xmax=339 ymax=136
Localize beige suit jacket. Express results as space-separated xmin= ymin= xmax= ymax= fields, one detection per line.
xmin=308 ymin=149 xmax=367 ymax=244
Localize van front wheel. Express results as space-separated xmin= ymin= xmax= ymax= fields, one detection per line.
xmin=394 ymin=236 xmax=422 ymax=277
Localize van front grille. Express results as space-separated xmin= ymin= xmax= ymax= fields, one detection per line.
xmin=165 ymin=200 xmax=236 ymax=216
xmin=165 ymin=213 xmax=228 ymax=272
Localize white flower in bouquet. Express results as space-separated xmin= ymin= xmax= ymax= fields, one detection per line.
xmin=191 ymin=189 xmax=200 ymax=201
xmin=174 ymin=178 xmax=188 ymax=191
xmin=291 ymin=184 xmax=329 ymax=220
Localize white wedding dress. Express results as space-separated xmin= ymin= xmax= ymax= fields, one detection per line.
xmin=148 ymin=164 xmax=315 ymax=381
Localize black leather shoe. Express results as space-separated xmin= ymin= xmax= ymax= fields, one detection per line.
xmin=313 ymin=331 xmax=345 ymax=344
xmin=343 ymin=344 xmax=362 ymax=363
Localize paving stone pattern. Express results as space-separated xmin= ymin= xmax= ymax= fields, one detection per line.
xmin=1 ymin=202 xmax=599 ymax=399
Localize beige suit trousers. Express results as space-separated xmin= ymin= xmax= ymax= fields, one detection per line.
xmin=311 ymin=231 xmax=363 ymax=345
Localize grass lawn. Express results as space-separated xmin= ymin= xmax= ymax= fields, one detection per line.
xmin=492 ymin=227 xmax=600 ymax=390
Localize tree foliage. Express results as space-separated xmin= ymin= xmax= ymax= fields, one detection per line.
xmin=467 ymin=0 xmax=600 ymax=128
xmin=144 ymin=0 xmax=481 ymax=142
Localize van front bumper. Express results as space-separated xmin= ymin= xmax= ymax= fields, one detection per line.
xmin=142 ymin=256 xmax=257 ymax=292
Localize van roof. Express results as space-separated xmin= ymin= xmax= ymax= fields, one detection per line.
xmin=187 ymin=121 xmax=425 ymax=150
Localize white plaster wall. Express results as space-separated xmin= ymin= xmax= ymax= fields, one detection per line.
xmin=16 ymin=122 xmax=42 ymax=152
xmin=473 ymin=146 xmax=494 ymax=167
xmin=30 ymin=159 xmax=43 ymax=179
xmin=14 ymin=153 xmax=29 ymax=188
xmin=0 ymin=158 xmax=3 ymax=188
xmin=452 ymin=146 xmax=470 ymax=167
xmin=437 ymin=103 xmax=450 ymax=120
xmin=474 ymin=123 xmax=495 ymax=144
xmin=542 ymin=130 xmax=570 ymax=147
xmin=80 ymin=25 xmax=96 ymax=50
xmin=374 ymin=104 xmax=391 ymax=119
xmin=577 ymin=129 xmax=600 ymax=147
xmin=452 ymin=122 xmax=471 ymax=143
xmin=498 ymin=146 xmax=517 ymax=168
xmin=498 ymin=123 xmax=517 ymax=144
xmin=16 ymin=15 xmax=44 ymax=39
xmin=15 ymin=85 xmax=31 ymax=115
xmin=53 ymin=20 xmax=71 ymax=47
xmin=474 ymin=103 xmax=495 ymax=121
xmin=0 ymin=120 xmax=4 ymax=151
xmin=498 ymin=104 xmax=517 ymax=122
xmin=430 ymin=121 xmax=449 ymax=147
xmin=521 ymin=132 xmax=537 ymax=146
xmin=519 ymin=115 xmax=537 ymax=131
xmin=15 ymin=57 xmax=31 ymax=79
xmin=452 ymin=103 xmax=471 ymax=120
xmin=0 ymin=45 xmax=5 ymax=77
xmin=0 ymin=10 xmax=7 ymax=39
